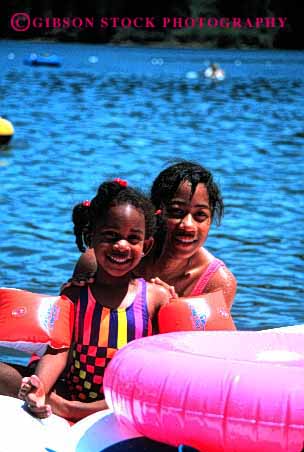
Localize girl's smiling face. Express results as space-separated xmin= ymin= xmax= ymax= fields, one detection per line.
xmin=163 ymin=181 xmax=212 ymax=259
xmin=92 ymin=204 xmax=152 ymax=278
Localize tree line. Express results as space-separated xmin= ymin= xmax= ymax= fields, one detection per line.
xmin=1 ymin=0 xmax=302 ymax=49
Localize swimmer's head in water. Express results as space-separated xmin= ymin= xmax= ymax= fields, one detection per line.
xmin=72 ymin=180 xmax=156 ymax=252
xmin=150 ymin=160 xmax=224 ymax=226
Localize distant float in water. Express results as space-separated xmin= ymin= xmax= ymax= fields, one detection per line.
xmin=204 ymin=63 xmax=225 ymax=81
xmin=0 ymin=117 xmax=14 ymax=145
xmin=186 ymin=64 xmax=225 ymax=82
xmin=23 ymin=53 xmax=61 ymax=67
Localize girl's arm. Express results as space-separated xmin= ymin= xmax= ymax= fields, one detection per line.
xmin=47 ymin=392 xmax=108 ymax=421
xmin=73 ymin=248 xmax=97 ymax=277
xmin=18 ymin=347 xmax=69 ymax=418
xmin=19 ymin=286 xmax=78 ymax=417
xmin=59 ymin=250 xmax=96 ymax=293
xmin=147 ymin=283 xmax=172 ymax=333
xmin=204 ymin=266 xmax=237 ymax=311
xmin=34 ymin=347 xmax=69 ymax=393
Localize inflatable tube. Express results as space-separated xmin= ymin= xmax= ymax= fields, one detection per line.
xmin=104 ymin=330 xmax=304 ymax=452
xmin=0 ymin=395 xmax=71 ymax=452
xmin=158 ymin=291 xmax=236 ymax=332
xmin=0 ymin=288 xmax=74 ymax=356
xmin=0 ymin=399 xmax=190 ymax=452
xmin=58 ymin=408 xmax=191 ymax=451
xmin=0 ymin=117 xmax=14 ymax=145
xmin=264 ymin=324 xmax=304 ymax=333
xmin=23 ymin=53 xmax=61 ymax=67
xmin=70 ymin=409 xmax=142 ymax=452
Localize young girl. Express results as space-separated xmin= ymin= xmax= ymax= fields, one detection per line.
xmin=72 ymin=162 xmax=237 ymax=310
xmin=18 ymin=179 xmax=170 ymax=421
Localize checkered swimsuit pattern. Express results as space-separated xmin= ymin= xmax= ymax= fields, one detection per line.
xmin=66 ymin=279 xmax=152 ymax=401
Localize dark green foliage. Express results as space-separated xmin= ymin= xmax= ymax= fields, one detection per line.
xmin=0 ymin=0 xmax=302 ymax=48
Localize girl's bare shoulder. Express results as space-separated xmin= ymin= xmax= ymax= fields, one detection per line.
xmin=204 ymin=264 xmax=237 ymax=311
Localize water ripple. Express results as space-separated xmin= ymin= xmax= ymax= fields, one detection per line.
xmin=1 ymin=42 xmax=303 ymax=330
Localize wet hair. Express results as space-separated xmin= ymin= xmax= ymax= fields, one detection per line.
xmin=150 ymin=160 xmax=224 ymax=257
xmin=72 ymin=180 xmax=156 ymax=252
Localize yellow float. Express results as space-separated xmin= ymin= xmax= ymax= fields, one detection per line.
xmin=0 ymin=117 xmax=14 ymax=145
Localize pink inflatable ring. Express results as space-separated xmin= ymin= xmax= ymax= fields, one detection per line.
xmin=104 ymin=329 xmax=304 ymax=452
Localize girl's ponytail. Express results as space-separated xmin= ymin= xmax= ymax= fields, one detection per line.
xmin=72 ymin=201 xmax=91 ymax=252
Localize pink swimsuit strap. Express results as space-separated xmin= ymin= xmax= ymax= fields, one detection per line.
xmin=191 ymin=258 xmax=226 ymax=296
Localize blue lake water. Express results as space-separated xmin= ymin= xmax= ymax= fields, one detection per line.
xmin=0 ymin=40 xmax=303 ymax=346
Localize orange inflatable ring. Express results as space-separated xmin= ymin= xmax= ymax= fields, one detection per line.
xmin=158 ymin=290 xmax=236 ymax=332
xmin=0 ymin=288 xmax=74 ymax=356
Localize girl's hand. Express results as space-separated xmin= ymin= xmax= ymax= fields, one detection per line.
xmin=60 ymin=272 xmax=96 ymax=293
xmin=18 ymin=374 xmax=52 ymax=419
xmin=150 ymin=277 xmax=178 ymax=299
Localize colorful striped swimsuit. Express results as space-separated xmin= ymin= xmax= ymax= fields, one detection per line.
xmin=66 ymin=278 xmax=152 ymax=402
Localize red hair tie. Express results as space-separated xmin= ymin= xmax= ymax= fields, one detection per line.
xmin=113 ymin=178 xmax=128 ymax=187
xmin=82 ymin=200 xmax=91 ymax=207
xmin=155 ymin=209 xmax=162 ymax=216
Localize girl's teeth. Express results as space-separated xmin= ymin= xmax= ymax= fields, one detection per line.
xmin=109 ymin=255 xmax=129 ymax=263
xmin=176 ymin=237 xmax=194 ymax=243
